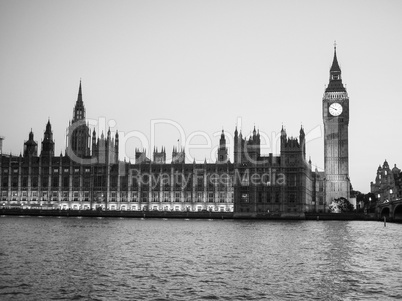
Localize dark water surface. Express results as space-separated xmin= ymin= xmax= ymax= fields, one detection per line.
xmin=0 ymin=216 xmax=401 ymax=300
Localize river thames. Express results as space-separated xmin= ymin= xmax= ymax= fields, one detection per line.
xmin=0 ymin=216 xmax=401 ymax=300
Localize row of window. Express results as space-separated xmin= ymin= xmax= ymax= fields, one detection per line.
xmin=2 ymin=197 xmax=233 ymax=203
xmin=1 ymin=168 xmax=92 ymax=174
xmin=1 ymin=191 xmax=233 ymax=199
xmin=241 ymin=192 xmax=297 ymax=203
xmin=1 ymin=177 xmax=235 ymax=189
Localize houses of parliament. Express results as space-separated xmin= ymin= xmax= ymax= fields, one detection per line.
xmin=0 ymin=48 xmax=350 ymax=216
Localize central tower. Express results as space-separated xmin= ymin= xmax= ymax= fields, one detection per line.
xmin=66 ymin=81 xmax=90 ymax=158
xmin=323 ymin=46 xmax=350 ymax=204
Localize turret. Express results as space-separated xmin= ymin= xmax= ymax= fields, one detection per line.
xmin=299 ymin=125 xmax=306 ymax=159
xmin=135 ymin=148 xmax=150 ymax=164
xmin=234 ymin=127 xmax=241 ymax=164
xmin=217 ymin=129 xmax=228 ymax=163
xmin=280 ymin=126 xmax=287 ymax=149
xmin=92 ymin=128 xmax=97 ymax=157
xmin=153 ymin=146 xmax=166 ymax=163
xmin=23 ymin=129 xmax=38 ymax=157
xmin=107 ymin=128 xmax=111 ymax=141
xmin=41 ymin=119 xmax=55 ymax=157
xmin=115 ymin=131 xmax=119 ymax=163
xmin=67 ymin=80 xmax=90 ymax=158
xmin=172 ymin=146 xmax=185 ymax=164
xmin=72 ymin=80 xmax=85 ymax=122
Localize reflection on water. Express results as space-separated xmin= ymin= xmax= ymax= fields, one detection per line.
xmin=0 ymin=217 xmax=402 ymax=300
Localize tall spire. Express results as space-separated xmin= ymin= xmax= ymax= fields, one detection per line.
xmin=68 ymin=80 xmax=90 ymax=158
xmin=325 ymin=43 xmax=346 ymax=92
xmin=77 ymin=79 xmax=83 ymax=104
xmin=330 ymin=42 xmax=341 ymax=73
xmin=73 ymin=80 xmax=85 ymax=122
xmin=45 ymin=118 xmax=52 ymax=134
xmin=41 ymin=119 xmax=54 ymax=157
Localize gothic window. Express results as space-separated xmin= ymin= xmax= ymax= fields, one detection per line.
xmin=32 ymin=177 xmax=38 ymax=188
xmin=111 ymin=176 xmax=118 ymax=188
xmin=142 ymin=192 xmax=148 ymax=202
xmin=174 ymin=174 xmax=182 ymax=189
xmin=73 ymin=176 xmax=80 ymax=187
xmin=289 ymin=194 xmax=296 ymax=203
xmin=120 ymin=177 xmax=128 ymax=191
xmin=63 ymin=176 xmax=69 ymax=188
xmin=219 ymin=192 xmax=225 ymax=203
xmin=185 ymin=192 xmax=192 ymax=202
xmin=83 ymin=177 xmax=90 ymax=188
xmin=12 ymin=177 xmax=18 ymax=188
xmin=163 ymin=192 xmax=169 ymax=202
xmin=121 ymin=192 xmax=127 ymax=202
xmin=42 ymin=176 xmax=48 ymax=188
xmin=258 ymin=192 xmax=263 ymax=203
xmin=152 ymin=192 xmax=159 ymax=202
xmin=2 ymin=177 xmax=8 ymax=188
xmin=275 ymin=192 xmax=280 ymax=203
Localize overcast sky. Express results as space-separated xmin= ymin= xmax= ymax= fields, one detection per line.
xmin=1 ymin=0 xmax=401 ymax=193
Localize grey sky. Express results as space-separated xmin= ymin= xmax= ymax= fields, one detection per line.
xmin=1 ymin=0 xmax=401 ymax=193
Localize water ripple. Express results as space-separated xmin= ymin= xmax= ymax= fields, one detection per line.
xmin=0 ymin=218 xmax=402 ymax=300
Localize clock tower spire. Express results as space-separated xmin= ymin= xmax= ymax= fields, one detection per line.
xmin=326 ymin=44 xmax=346 ymax=93
xmin=323 ymin=45 xmax=350 ymax=207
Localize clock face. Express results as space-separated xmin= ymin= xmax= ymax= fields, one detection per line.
xmin=329 ymin=102 xmax=343 ymax=116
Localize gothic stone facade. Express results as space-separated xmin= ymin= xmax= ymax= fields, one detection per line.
xmin=1 ymin=49 xmax=351 ymax=214
xmin=322 ymin=46 xmax=350 ymax=203
xmin=371 ymin=160 xmax=402 ymax=204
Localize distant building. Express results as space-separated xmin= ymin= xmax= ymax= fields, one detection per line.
xmin=371 ymin=160 xmax=401 ymax=204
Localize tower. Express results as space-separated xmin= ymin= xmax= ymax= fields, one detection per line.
xmin=66 ymin=81 xmax=90 ymax=158
xmin=41 ymin=119 xmax=55 ymax=157
xmin=234 ymin=127 xmax=240 ymax=164
xmin=23 ymin=130 xmax=38 ymax=157
xmin=323 ymin=45 xmax=350 ymax=204
xmin=217 ymin=130 xmax=228 ymax=163
xmin=153 ymin=147 xmax=166 ymax=163
xmin=172 ymin=146 xmax=185 ymax=164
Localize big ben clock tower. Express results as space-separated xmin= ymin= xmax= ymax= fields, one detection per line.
xmin=323 ymin=45 xmax=350 ymax=205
